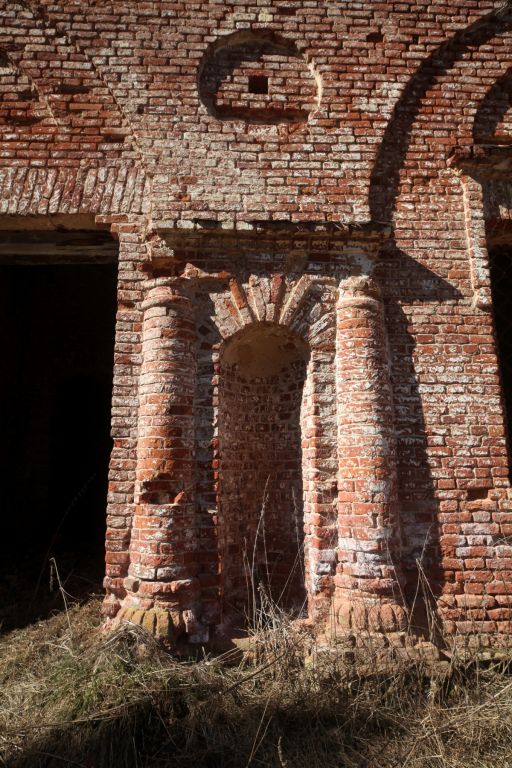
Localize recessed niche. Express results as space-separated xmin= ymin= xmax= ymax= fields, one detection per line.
xmin=248 ymin=74 xmax=269 ymax=95
xmin=218 ymin=323 xmax=309 ymax=614
xmin=466 ymin=487 xmax=489 ymax=501
xmin=55 ymin=83 xmax=92 ymax=95
xmin=198 ymin=30 xmax=320 ymax=125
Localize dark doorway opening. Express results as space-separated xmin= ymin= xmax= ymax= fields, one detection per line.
xmin=490 ymin=245 xmax=512 ymax=483
xmin=0 ymin=257 xmax=118 ymax=631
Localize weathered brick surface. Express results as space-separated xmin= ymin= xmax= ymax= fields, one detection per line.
xmin=1 ymin=0 xmax=512 ymax=645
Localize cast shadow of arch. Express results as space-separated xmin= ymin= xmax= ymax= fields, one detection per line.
xmin=369 ymin=7 xmax=512 ymax=224
xmin=473 ymin=66 xmax=512 ymax=143
xmin=481 ymin=175 xmax=512 ymax=249
xmin=376 ymin=251 xmax=462 ymax=639
xmin=369 ymin=7 xmax=512 ymax=637
xmin=473 ymin=67 xmax=512 ymax=144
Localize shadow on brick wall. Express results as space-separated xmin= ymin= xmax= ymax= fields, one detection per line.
xmin=369 ymin=8 xmax=512 ymax=224
xmin=368 ymin=8 xmax=512 ymax=637
xmin=473 ymin=66 xmax=512 ymax=143
xmin=378 ymin=250 xmax=462 ymax=638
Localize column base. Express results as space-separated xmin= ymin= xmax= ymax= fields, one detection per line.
xmin=116 ymin=605 xmax=177 ymax=641
xmin=108 ymin=603 xmax=209 ymax=647
xmin=107 ymin=583 xmax=209 ymax=648
xmin=334 ymin=596 xmax=408 ymax=633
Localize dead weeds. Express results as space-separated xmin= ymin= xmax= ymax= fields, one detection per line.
xmin=1 ymin=597 xmax=512 ymax=768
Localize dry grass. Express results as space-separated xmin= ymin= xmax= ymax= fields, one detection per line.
xmin=1 ymin=593 xmax=512 ymax=768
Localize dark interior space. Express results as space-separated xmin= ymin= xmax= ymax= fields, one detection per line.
xmin=490 ymin=245 xmax=512 ymax=482
xmin=0 ymin=256 xmax=117 ymax=630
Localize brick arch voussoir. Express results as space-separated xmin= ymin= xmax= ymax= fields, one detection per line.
xmin=280 ymin=277 xmax=336 ymax=350
xmin=204 ymin=272 xmax=335 ymax=352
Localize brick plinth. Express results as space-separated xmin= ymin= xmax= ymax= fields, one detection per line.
xmin=334 ymin=276 xmax=407 ymax=633
xmin=119 ymin=279 xmax=204 ymax=644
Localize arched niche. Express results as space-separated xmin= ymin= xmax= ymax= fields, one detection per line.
xmin=217 ymin=322 xmax=310 ymax=621
xmin=197 ymin=30 xmax=320 ymax=125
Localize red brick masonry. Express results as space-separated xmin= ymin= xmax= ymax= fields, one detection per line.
xmin=1 ymin=0 xmax=512 ymax=646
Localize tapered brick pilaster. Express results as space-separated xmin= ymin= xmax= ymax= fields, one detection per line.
xmin=335 ymin=276 xmax=406 ymax=633
xmin=118 ymin=278 xmax=204 ymax=644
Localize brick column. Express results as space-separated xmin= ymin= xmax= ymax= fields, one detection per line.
xmin=335 ymin=276 xmax=407 ymax=633
xmin=118 ymin=278 xmax=204 ymax=644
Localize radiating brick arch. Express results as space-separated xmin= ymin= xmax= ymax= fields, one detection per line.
xmin=202 ymin=273 xmax=336 ymax=350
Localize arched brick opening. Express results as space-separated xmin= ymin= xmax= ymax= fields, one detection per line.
xmin=217 ymin=322 xmax=309 ymax=623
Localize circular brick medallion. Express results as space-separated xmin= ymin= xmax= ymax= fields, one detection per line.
xmin=198 ymin=30 xmax=320 ymax=124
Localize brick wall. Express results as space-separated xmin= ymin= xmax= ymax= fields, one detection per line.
xmin=1 ymin=0 xmax=512 ymax=646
